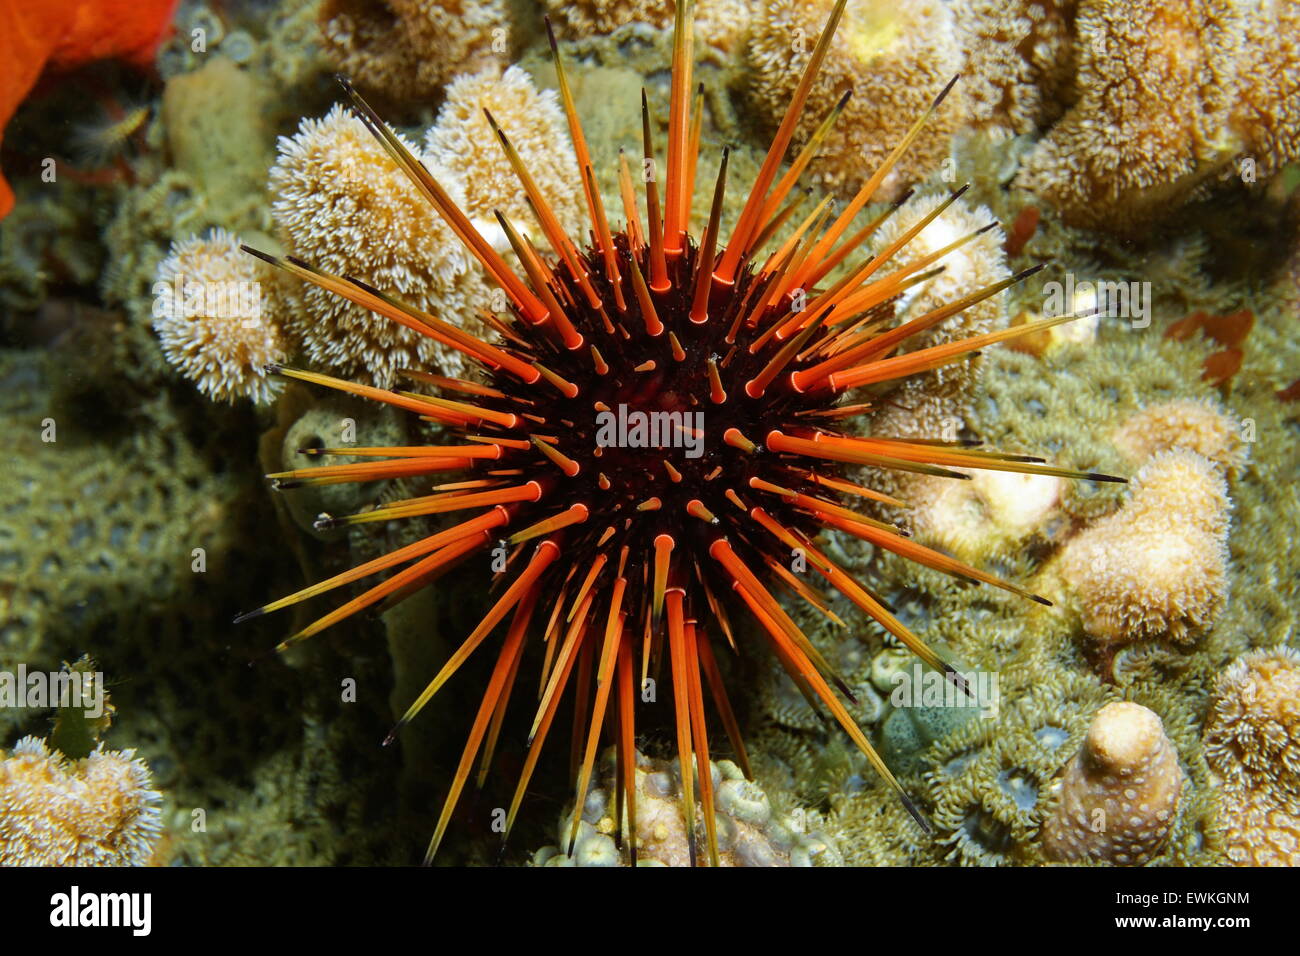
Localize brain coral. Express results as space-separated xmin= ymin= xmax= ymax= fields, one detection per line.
xmin=152 ymin=229 xmax=290 ymax=404
xmin=318 ymin=0 xmax=509 ymax=101
xmin=1042 ymin=702 xmax=1185 ymax=864
xmin=423 ymin=64 xmax=584 ymax=240
xmin=532 ymin=749 xmax=840 ymax=866
xmin=1058 ymin=450 xmax=1230 ymax=646
xmin=747 ymin=0 xmax=964 ymax=200
xmin=1204 ymin=648 xmax=1300 ymax=865
xmin=269 ymin=105 xmax=480 ymax=385
xmin=0 ymin=737 xmax=162 ymax=866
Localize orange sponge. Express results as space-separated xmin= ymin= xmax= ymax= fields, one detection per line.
xmin=0 ymin=0 xmax=178 ymax=217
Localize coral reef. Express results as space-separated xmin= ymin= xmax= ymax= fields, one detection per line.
xmin=1 ymin=0 xmax=1296 ymax=874
xmin=318 ymin=0 xmax=509 ymax=102
xmin=0 ymin=736 xmax=162 ymax=866
xmin=747 ymin=0 xmax=964 ymax=200
xmin=1041 ymin=701 xmax=1185 ymax=864
xmin=1204 ymin=648 xmax=1300 ymax=865
xmin=268 ymin=105 xmax=480 ymax=384
xmin=532 ymin=749 xmax=841 ymax=866
xmin=152 ymin=229 xmax=290 ymax=404
xmin=1058 ymin=450 xmax=1231 ymax=647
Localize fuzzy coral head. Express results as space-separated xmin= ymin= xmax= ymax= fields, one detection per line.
xmin=152 ymin=229 xmax=290 ymax=404
xmin=424 ymin=64 xmax=583 ymax=240
xmin=1204 ymin=648 xmax=1300 ymax=799
xmin=951 ymin=0 xmax=1077 ymax=134
xmin=0 ymin=737 xmax=162 ymax=866
xmin=1059 ymin=450 xmax=1230 ymax=646
xmin=269 ymin=105 xmax=480 ymax=385
xmin=1042 ymin=701 xmax=1185 ymax=864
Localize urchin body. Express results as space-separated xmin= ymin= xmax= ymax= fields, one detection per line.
xmin=242 ymin=0 xmax=1122 ymax=865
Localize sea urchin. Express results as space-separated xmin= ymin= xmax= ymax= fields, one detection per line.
xmin=238 ymin=0 xmax=1119 ymax=865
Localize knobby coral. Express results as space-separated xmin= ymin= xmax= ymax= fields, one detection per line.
xmin=1042 ymin=701 xmax=1185 ymax=864
xmin=533 ymin=749 xmax=839 ymax=866
xmin=1059 ymin=450 xmax=1230 ymax=645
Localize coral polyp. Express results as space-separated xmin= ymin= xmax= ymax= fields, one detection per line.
xmin=239 ymin=0 xmax=1121 ymax=864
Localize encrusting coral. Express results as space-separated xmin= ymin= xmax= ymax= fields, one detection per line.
xmin=1015 ymin=0 xmax=1300 ymax=231
xmin=423 ymin=64 xmax=584 ymax=240
xmin=268 ymin=105 xmax=479 ymax=385
xmin=152 ymin=228 xmax=290 ymax=404
xmin=0 ymin=736 xmax=162 ymax=866
xmin=1203 ymin=648 xmax=1300 ymax=865
xmin=950 ymin=0 xmax=1078 ymax=135
xmin=1041 ymin=701 xmax=1186 ymax=864
xmin=747 ymin=0 xmax=964 ymax=200
xmin=532 ymin=749 xmax=840 ymax=866
xmin=318 ymin=0 xmax=509 ymax=102
xmin=1058 ymin=450 xmax=1231 ymax=646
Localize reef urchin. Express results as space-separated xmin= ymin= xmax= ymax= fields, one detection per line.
xmin=239 ymin=0 xmax=1119 ymax=865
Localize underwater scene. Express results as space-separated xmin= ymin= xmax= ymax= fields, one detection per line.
xmin=0 ymin=0 xmax=1297 ymax=871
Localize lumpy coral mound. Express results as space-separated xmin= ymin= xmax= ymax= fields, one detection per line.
xmin=1059 ymin=450 xmax=1230 ymax=646
xmin=1111 ymin=398 xmax=1249 ymax=475
xmin=0 ymin=737 xmax=162 ymax=866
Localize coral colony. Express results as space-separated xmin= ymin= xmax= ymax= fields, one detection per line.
xmin=236 ymin=0 xmax=1123 ymax=864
